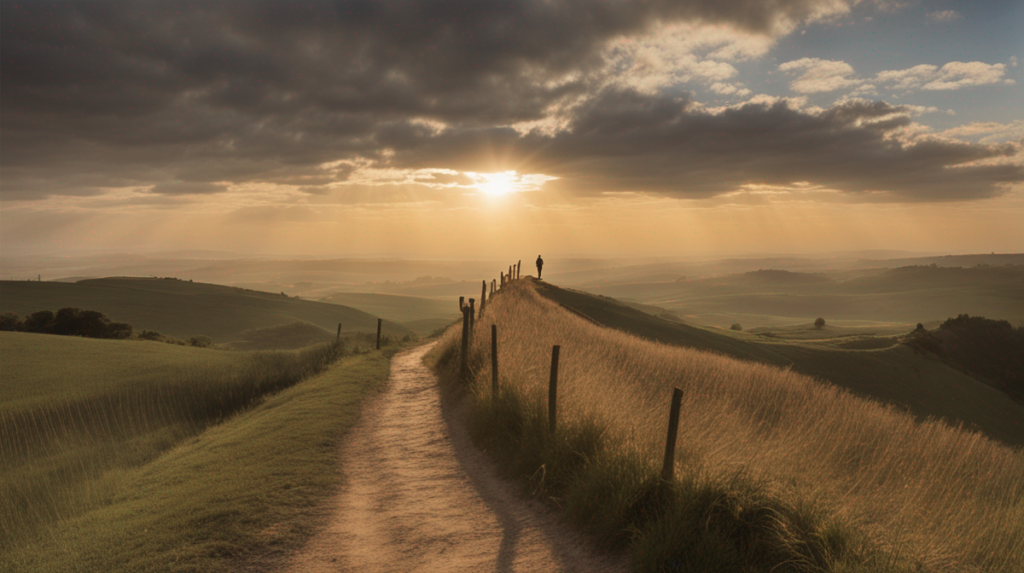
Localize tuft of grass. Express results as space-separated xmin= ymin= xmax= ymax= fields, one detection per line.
xmin=430 ymin=279 xmax=1024 ymax=572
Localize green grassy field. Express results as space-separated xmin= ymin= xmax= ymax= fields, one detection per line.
xmin=1 ymin=331 xmax=395 ymax=571
xmin=536 ymin=281 xmax=1024 ymax=448
xmin=433 ymin=278 xmax=1024 ymax=572
xmin=589 ymin=265 xmax=1024 ymax=330
xmin=319 ymin=292 xmax=459 ymax=322
xmin=0 ymin=278 xmax=411 ymax=345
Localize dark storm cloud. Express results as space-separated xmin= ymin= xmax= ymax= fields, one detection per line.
xmin=3 ymin=0 xmax=1019 ymax=203
xmin=391 ymin=91 xmax=1024 ymax=201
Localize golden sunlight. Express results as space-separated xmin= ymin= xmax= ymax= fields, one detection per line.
xmin=472 ymin=171 xmax=518 ymax=196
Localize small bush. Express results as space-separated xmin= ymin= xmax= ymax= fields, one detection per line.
xmin=814 ymin=317 xmax=826 ymax=329
xmin=0 ymin=313 xmax=21 ymax=331
xmin=138 ymin=330 xmax=163 ymax=341
xmin=730 ymin=323 xmax=742 ymax=331
xmin=188 ymin=335 xmax=213 ymax=348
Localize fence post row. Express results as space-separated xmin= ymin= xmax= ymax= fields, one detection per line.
xmin=376 ymin=318 xmax=382 ymax=350
xmin=491 ymin=324 xmax=499 ymax=396
xmin=661 ymin=387 xmax=684 ymax=482
xmin=460 ymin=307 xmax=470 ymax=381
xmin=548 ymin=345 xmax=560 ymax=434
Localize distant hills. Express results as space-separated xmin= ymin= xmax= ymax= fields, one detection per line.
xmin=534 ymin=280 xmax=1024 ymax=448
xmin=0 ymin=277 xmax=410 ymax=344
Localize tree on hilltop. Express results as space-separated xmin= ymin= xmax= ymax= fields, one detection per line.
xmin=814 ymin=317 xmax=826 ymax=329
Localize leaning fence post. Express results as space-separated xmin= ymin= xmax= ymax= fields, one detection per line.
xmin=460 ymin=307 xmax=470 ymax=381
xmin=376 ymin=318 xmax=383 ymax=350
xmin=491 ymin=324 xmax=499 ymax=396
xmin=469 ymin=298 xmax=476 ymax=331
xmin=517 ymin=260 xmax=521 ymax=279
xmin=661 ymin=388 xmax=684 ymax=482
xmin=336 ymin=323 xmax=342 ymax=343
xmin=548 ymin=345 xmax=560 ymax=434
xmin=480 ymin=280 xmax=487 ymax=314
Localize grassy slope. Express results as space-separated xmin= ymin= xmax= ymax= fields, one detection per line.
xmin=0 ymin=278 xmax=411 ymax=343
xmin=590 ymin=265 xmax=1024 ymax=327
xmin=320 ymin=292 xmax=460 ymax=323
xmin=1 ymin=344 xmax=394 ymax=572
xmin=1 ymin=332 xmax=247 ymax=410
xmin=439 ymin=279 xmax=1024 ymax=572
xmin=535 ymin=281 xmax=1024 ymax=447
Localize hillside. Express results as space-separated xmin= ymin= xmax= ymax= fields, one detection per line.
xmin=0 ymin=278 xmax=411 ymax=344
xmin=535 ymin=280 xmax=1024 ymax=447
xmin=319 ymin=292 xmax=460 ymax=335
xmin=587 ymin=264 xmax=1024 ymax=328
xmin=436 ymin=278 xmax=1024 ymax=572
xmin=1 ymin=330 xmax=393 ymax=571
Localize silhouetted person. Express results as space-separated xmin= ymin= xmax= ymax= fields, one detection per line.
xmin=536 ymin=255 xmax=544 ymax=279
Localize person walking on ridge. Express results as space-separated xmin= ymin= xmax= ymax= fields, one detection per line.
xmin=536 ymin=255 xmax=544 ymax=280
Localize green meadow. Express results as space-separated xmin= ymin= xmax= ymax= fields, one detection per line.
xmin=588 ymin=265 xmax=1024 ymax=330
xmin=0 ymin=278 xmax=411 ymax=345
xmin=320 ymin=291 xmax=460 ymax=335
xmin=1 ymin=331 xmax=395 ymax=572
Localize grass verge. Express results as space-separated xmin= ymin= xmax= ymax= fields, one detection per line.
xmin=2 ymin=338 xmax=398 ymax=572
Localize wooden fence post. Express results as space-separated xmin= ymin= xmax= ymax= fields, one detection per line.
xmin=549 ymin=345 xmax=560 ymax=434
xmin=459 ymin=296 xmax=465 ymax=311
xmin=491 ymin=324 xmax=499 ymax=396
xmin=376 ymin=318 xmax=382 ymax=350
xmin=469 ymin=298 xmax=475 ymax=331
xmin=480 ymin=280 xmax=487 ymax=314
xmin=336 ymin=323 xmax=342 ymax=343
xmin=517 ymin=260 xmax=521 ymax=279
xmin=509 ymin=265 xmax=513 ymax=281
xmin=661 ymin=388 xmax=684 ymax=482
xmin=460 ymin=307 xmax=470 ymax=381
xmin=500 ymin=272 xmax=504 ymax=287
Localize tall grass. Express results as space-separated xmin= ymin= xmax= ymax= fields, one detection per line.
xmin=0 ymin=341 xmax=344 ymax=550
xmin=431 ymin=280 xmax=1024 ymax=572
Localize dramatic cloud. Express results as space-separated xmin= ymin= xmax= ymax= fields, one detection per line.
xmin=1 ymin=0 xmax=1020 ymax=208
xmin=386 ymin=91 xmax=1024 ymax=201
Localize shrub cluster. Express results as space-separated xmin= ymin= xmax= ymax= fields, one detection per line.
xmin=0 ymin=308 xmax=132 ymax=339
xmin=936 ymin=315 xmax=1023 ymax=401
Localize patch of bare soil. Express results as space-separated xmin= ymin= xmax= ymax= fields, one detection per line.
xmin=282 ymin=343 xmax=627 ymax=573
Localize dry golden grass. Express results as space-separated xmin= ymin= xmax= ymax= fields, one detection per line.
xmin=441 ymin=279 xmax=1023 ymax=572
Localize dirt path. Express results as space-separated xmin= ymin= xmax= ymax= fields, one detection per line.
xmin=284 ymin=343 xmax=628 ymax=573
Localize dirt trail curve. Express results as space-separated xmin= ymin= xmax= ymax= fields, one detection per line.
xmin=284 ymin=343 xmax=628 ymax=573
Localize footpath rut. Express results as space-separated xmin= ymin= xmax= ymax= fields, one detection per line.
xmin=284 ymin=343 xmax=627 ymax=573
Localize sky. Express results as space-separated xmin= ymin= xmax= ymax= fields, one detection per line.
xmin=2 ymin=0 xmax=1022 ymax=258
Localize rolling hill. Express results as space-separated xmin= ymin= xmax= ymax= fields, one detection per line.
xmin=0 ymin=278 xmax=411 ymax=344
xmin=534 ymin=280 xmax=1024 ymax=448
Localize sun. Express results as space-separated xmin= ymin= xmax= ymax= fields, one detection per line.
xmin=475 ymin=171 xmax=518 ymax=196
